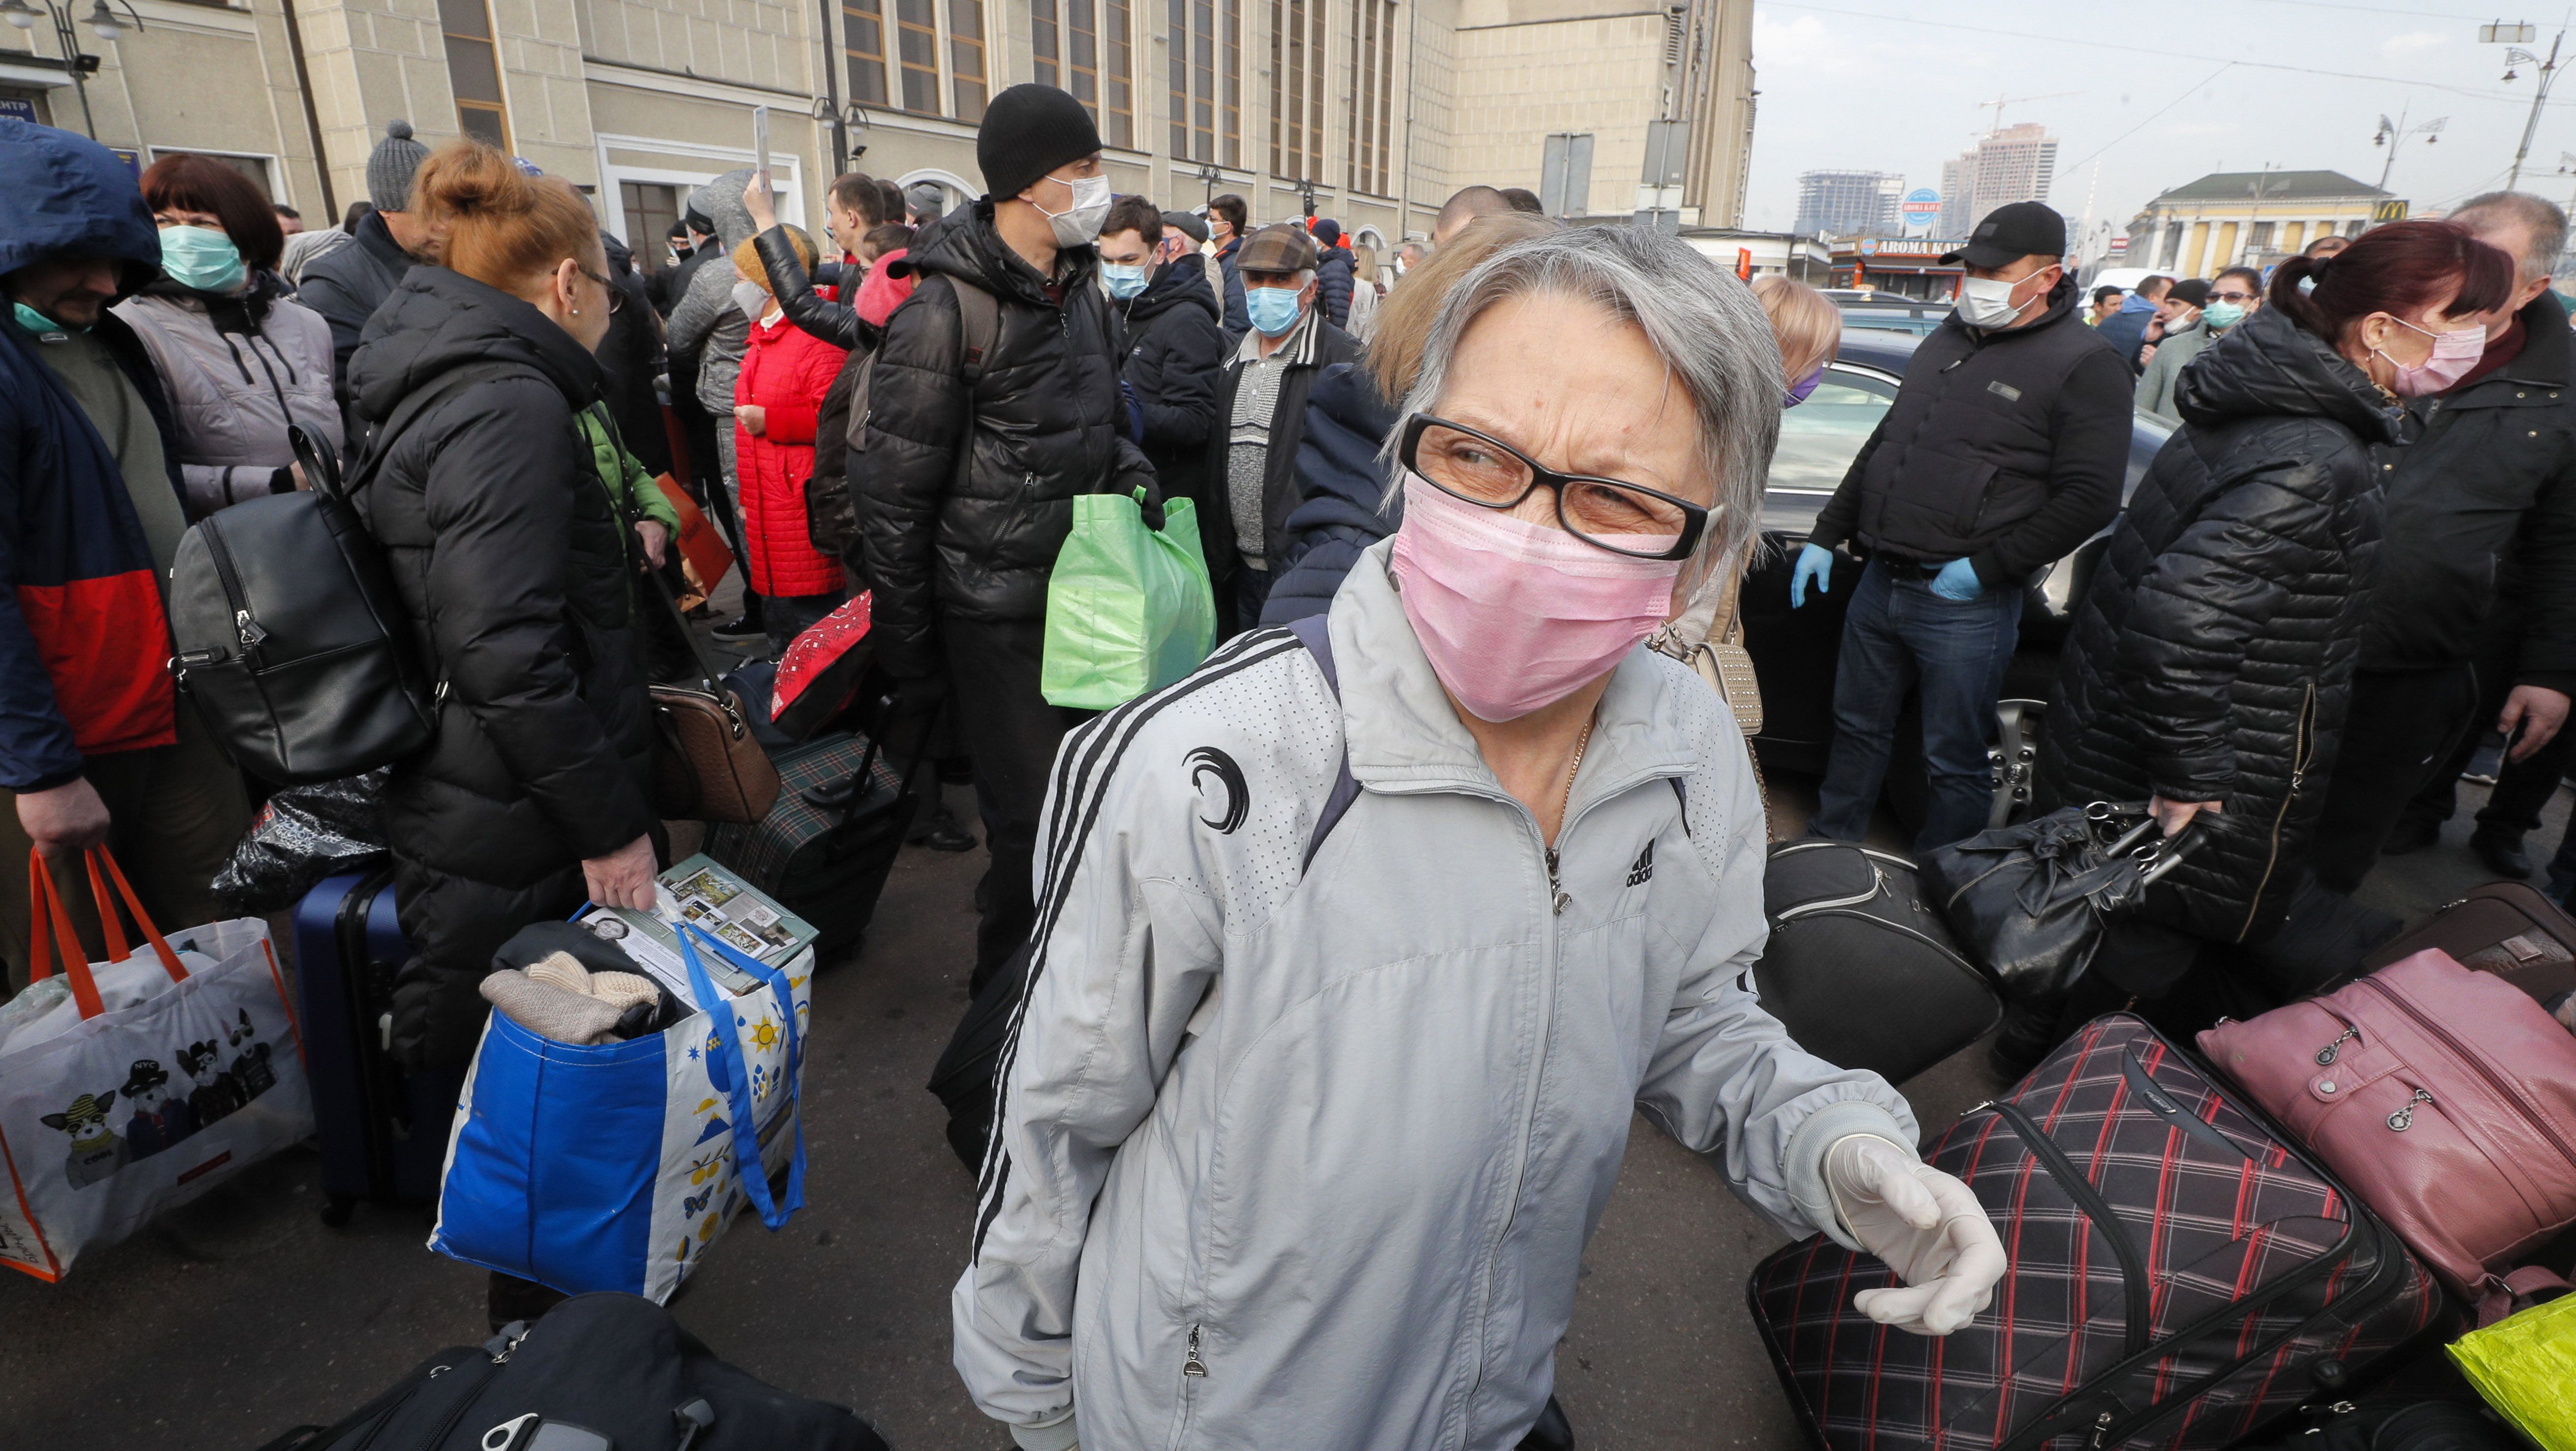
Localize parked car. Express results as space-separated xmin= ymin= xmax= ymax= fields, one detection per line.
xmin=1834 ymin=298 xmax=1953 ymax=337
xmin=1743 ymin=327 xmax=2175 ymax=798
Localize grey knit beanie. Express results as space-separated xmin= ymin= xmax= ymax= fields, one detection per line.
xmin=367 ymin=120 xmax=432 ymax=212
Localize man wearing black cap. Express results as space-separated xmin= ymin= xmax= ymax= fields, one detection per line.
xmin=1798 ymin=200 xmax=2131 ymax=850
xmin=856 ymin=82 xmax=1150 ymax=995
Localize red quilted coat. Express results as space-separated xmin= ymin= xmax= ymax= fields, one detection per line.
xmin=734 ymin=312 xmax=850 ymax=597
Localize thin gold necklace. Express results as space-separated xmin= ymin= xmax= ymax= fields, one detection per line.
xmin=1558 ymin=717 xmax=1596 ymax=832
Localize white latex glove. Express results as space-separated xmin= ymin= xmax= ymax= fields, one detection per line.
xmin=1826 ymin=1135 xmax=2007 ymax=1336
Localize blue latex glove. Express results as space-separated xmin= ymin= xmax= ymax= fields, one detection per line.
xmin=1790 ymin=543 xmax=1834 ymax=608
xmin=1930 ymin=557 xmax=1984 ymax=601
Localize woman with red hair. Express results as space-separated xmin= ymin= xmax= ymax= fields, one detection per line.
xmin=112 ymin=154 xmax=339 ymax=516
xmin=2010 ymin=219 xmax=2516 ymax=1068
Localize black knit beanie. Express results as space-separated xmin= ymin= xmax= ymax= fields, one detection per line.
xmin=977 ymin=84 xmax=1103 ymax=203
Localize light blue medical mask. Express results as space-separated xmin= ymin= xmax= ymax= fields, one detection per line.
xmin=159 ymin=225 xmax=246 ymax=294
xmin=1103 ymin=262 xmax=1150 ymax=300
xmin=1247 ymin=284 xmax=1303 ymax=338
xmin=12 ymin=302 xmax=77 ymax=337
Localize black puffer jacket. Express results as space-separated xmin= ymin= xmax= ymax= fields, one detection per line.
xmin=348 ymin=268 xmax=659 ymax=886
xmin=2362 ymin=289 xmax=2576 ymax=691
xmin=1119 ymin=258 xmax=1226 ymax=508
xmin=855 ymin=202 xmax=1147 ymax=677
xmin=1808 ymin=279 xmax=2133 ymax=586
xmin=2034 ymin=305 xmax=2399 ymax=943
xmin=1315 ymin=245 xmax=1354 ymax=328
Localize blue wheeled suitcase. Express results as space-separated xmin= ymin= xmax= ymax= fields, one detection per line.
xmin=291 ymin=867 xmax=464 ymax=1223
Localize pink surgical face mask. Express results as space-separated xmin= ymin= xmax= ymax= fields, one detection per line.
xmin=2376 ymin=316 xmax=2487 ymax=397
xmin=1389 ymin=471 xmax=1686 ymax=723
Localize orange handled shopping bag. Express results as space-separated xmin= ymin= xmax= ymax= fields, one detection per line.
xmin=0 ymin=848 xmax=307 ymax=1280
xmin=656 ymin=474 xmax=735 ymax=599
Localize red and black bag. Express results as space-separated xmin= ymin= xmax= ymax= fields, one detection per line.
xmin=1749 ymin=1015 xmax=2441 ymax=1451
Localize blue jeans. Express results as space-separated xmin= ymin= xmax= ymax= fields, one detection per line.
xmin=1812 ymin=558 xmax=2021 ymax=852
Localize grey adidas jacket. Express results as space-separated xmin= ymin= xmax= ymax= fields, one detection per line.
xmin=953 ymin=543 xmax=1919 ymax=1451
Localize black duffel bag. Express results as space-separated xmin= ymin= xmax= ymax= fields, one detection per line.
xmin=169 ymin=367 xmax=502 ymax=784
xmin=252 ymin=1292 xmax=888 ymax=1451
xmin=1759 ymin=839 xmax=2001 ymax=1085
xmin=1918 ymin=800 xmax=2199 ymax=1002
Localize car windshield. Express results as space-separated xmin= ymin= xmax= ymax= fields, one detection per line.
xmin=1763 ymin=374 xmax=1894 ymax=529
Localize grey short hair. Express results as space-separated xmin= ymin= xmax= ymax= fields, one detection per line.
xmin=2453 ymin=190 xmax=2568 ymax=283
xmin=1388 ymin=225 xmax=1782 ymax=586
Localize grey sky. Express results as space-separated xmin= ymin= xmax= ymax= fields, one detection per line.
xmin=1743 ymin=0 xmax=2576 ymax=249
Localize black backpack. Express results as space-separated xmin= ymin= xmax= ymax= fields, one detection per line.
xmin=169 ymin=365 xmax=508 ymax=784
xmin=253 ymin=1292 xmax=890 ymax=1451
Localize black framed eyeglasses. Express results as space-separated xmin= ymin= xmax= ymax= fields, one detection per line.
xmin=1398 ymin=413 xmax=1710 ymax=561
xmin=579 ymin=266 xmax=626 ymax=313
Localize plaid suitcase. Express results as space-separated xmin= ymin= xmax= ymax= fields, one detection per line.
xmin=705 ymin=732 xmax=908 ymax=958
xmin=1750 ymin=1015 xmax=2442 ymax=1451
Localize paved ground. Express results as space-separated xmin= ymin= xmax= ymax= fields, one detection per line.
xmin=0 ymin=762 xmax=2551 ymax=1451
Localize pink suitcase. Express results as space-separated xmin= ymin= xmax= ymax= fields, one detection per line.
xmin=2199 ymin=950 xmax=2576 ymax=1320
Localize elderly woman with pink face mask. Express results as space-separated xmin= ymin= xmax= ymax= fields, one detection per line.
xmin=952 ymin=226 xmax=2007 ymax=1451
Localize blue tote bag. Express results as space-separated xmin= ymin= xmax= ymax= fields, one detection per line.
xmin=430 ymin=925 xmax=810 ymax=1301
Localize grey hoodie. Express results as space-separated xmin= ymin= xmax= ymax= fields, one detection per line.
xmin=665 ymin=169 xmax=760 ymax=416
xmin=955 ymin=543 xmax=1919 ymax=1451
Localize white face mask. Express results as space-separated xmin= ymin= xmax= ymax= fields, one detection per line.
xmin=731 ymin=278 xmax=769 ymax=324
xmin=1954 ymin=270 xmax=2052 ymax=330
xmin=1033 ymin=172 xmax=1113 ymax=248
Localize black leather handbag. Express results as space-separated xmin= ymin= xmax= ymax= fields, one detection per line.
xmin=169 ymin=418 xmax=441 ymax=785
xmin=1919 ymin=801 xmax=2199 ymax=1002
xmin=1759 ymin=840 xmax=2002 ymax=1085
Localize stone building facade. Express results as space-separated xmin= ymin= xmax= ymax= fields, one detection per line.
xmin=1 ymin=0 xmax=1754 ymax=279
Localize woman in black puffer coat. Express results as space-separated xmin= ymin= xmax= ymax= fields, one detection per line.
xmin=2030 ymin=220 xmax=2512 ymax=1038
xmin=346 ymin=143 xmax=665 ymax=1073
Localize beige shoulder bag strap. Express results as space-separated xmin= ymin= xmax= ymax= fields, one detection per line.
xmin=1651 ymin=567 xmax=1770 ymax=833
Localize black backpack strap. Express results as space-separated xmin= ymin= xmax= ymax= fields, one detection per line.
xmin=1287 ymin=614 xmax=1362 ymax=870
xmin=950 ymin=276 xmax=1000 ymax=383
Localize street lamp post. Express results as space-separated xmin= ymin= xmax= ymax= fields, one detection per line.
xmin=1190 ymin=162 xmax=1224 ymax=212
xmin=2498 ymin=29 xmax=2567 ymax=189
xmin=2370 ymin=106 xmax=2446 ymax=193
xmin=1295 ymin=177 xmax=1318 ymax=221
xmin=0 ymin=0 xmax=142 ymax=140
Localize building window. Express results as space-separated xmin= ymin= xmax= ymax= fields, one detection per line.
xmin=1167 ymin=0 xmax=1230 ymax=162
xmin=1104 ymin=0 xmax=1133 ymax=146
xmin=891 ymin=0 xmax=937 ymax=113
xmin=1222 ymin=0 xmax=1239 ymax=166
xmin=845 ymin=0 xmax=890 ymax=104
xmin=950 ymin=0 xmax=986 ymax=119
xmin=438 ymin=0 xmax=510 ymax=150
xmin=621 ymin=181 xmax=681 ymax=274
xmin=1270 ymin=0 xmax=1322 ymax=181
xmin=2248 ymin=220 xmax=2274 ymax=253
xmin=1342 ymin=0 xmax=1391 ymax=194
xmin=1037 ymin=0 xmax=1119 ymax=139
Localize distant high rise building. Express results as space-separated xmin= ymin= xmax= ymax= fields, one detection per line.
xmin=1940 ymin=156 xmax=1976 ymax=236
xmin=1938 ymin=123 xmax=2059 ymax=237
xmin=1794 ymin=170 xmax=1904 ymax=237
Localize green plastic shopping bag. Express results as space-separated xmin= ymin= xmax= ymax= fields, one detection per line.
xmin=1041 ymin=487 xmax=1218 ymax=709
xmin=2449 ymin=1289 xmax=2576 ymax=1448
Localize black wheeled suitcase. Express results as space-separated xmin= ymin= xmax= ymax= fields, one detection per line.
xmin=291 ymin=867 xmax=464 ymax=1223
xmin=1760 ymin=839 xmax=2002 ymax=1084
xmin=704 ymin=732 xmax=909 ymax=959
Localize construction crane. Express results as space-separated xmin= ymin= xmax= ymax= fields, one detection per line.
xmin=1977 ymin=91 xmax=2078 ymax=133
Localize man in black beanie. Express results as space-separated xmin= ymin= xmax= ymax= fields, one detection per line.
xmin=856 ymin=83 xmax=1151 ymax=996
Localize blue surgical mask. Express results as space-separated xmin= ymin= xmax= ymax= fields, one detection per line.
xmin=1247 ymin=285 xmax=1303 ymax=337
xmin=1103 ymin=262 xmax=1150 ymax=300
xmin=159 ymin=225 xmax=245 ymax=294
xmin=12 ymin=302 xmax=77 ymax=337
